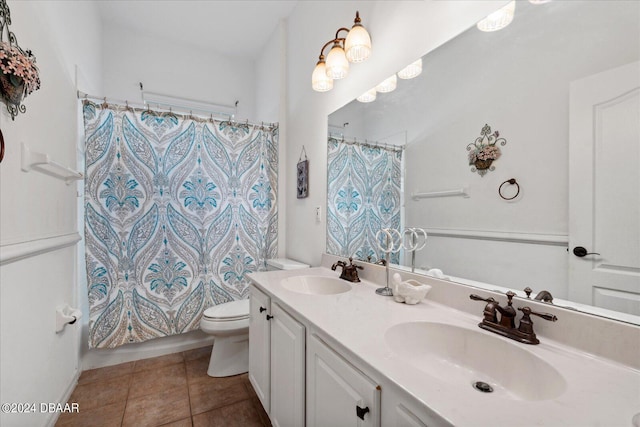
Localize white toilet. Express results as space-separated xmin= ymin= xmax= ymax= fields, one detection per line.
xmin=200 ymin=299 xmax=251 ymax=377
xmin=200 ymin=258 xmax=309 ymax=377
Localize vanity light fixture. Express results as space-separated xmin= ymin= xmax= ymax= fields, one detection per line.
xmin=311 ymin=11 xmax=372 ymax=92
xmin=528 ymin=0 xmax=552 ymax=3
xmin=376 ymin=74 xmax=397 ymax=93
xmin=357 ymin=88 xmax=377 ymax=103
xmin=477 ymin=1 xmax=516 ymax=32
xmin=397 ymin=59 xmax=423 ymax=80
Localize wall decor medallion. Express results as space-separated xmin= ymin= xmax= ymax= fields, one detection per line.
xmin=297 ymin=146 xmax=309 ymax=198
xmin=0 ymin=0 xmax=41 ymax=120
xmin=466 ymin=124 xmax=507 ymax=177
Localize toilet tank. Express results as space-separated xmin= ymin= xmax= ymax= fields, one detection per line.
xmin=266 ymin=258 xmax=310 ymax=271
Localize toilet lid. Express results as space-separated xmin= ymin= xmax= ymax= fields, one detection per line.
xmin=203 ymin=299 xmax=250 ymax=321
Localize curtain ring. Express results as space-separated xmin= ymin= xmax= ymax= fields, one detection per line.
xmin=499 ymin=178 xmax=520 ymax=200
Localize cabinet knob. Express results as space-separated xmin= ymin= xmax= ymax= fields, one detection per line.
xmin=356 ymin=405 xmax=370 ymax=420
xmin=259 ymin=306 xmax=267 ymax=313
xmin=266 ymin=314 xmax=274 ymax=320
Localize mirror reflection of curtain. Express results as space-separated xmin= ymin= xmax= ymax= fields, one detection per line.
xmin=326 ymin=137 xmax=403 ymax=263
xmin=82 ymin=101 xmax=278 ymax=348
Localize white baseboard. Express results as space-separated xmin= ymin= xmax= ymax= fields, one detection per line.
xmin=81 ymin=330 xmax=214 ymax=370
xmin=45 ymin=368 xmax=80 ymax=427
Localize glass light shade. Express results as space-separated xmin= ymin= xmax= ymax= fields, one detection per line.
xmin=345 ymin=24 xmax=372 ymax=63
xmin=397 ymin=59 xmax=423 ymax=80
xmin=357 ymin=88 xmax=376 ymax=103
xmin=312 ymin=61 xmax=333 ymax=92
xmin=326 ymin=43 xmax=349 ymax=79
xmin=375 ymin=75 xmax=397 ymax=93
xmin=477 ymin=1 xmax=516 ymax=32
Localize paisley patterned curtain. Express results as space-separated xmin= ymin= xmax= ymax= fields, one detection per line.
xmin=326 ymin=137 xmax=403 ymax=264
xmin=82 ymin=101 xmax=278 ymax=348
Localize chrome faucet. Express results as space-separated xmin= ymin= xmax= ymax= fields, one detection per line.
xmin=524 ymin=287 xmax=554 ymax=303
xmin=331 ymin=257 xmax=363 ymax=283
xmin=470 ymin=291 xmax=557 ymax=345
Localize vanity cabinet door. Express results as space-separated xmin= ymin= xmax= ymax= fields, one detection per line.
xmin=270 ymin=302 xmax=305 ymax=427
xmin=307 ymin=333 xmax=381 ymax=427
xmin=248 ymin=285 xmax=271 ymax=412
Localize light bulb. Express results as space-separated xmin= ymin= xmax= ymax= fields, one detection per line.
xmin=357 ymin=88 xmax=376 ymax=103
xmin=345 ymin=12 xmax=371 ymax=63
xmin=312 ymin=59 xmax=333 ymax=92
xmin=376 ymin=75 xmax=397 ymax=93
xmin=477 ymin=1 xmax=516 ymax=32
xmin=325 ymin=42 xmax=349 ymax=80
xmin=397 ymin=59 xmax=422 ymax=80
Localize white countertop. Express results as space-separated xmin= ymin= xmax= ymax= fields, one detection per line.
xmin=249 ymin=266 xmax=640 ymax=427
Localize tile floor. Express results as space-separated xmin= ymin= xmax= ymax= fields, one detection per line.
xmin=56 ymin=347 xmax=271 ymax=427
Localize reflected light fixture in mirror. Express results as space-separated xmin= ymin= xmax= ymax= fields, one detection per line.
xmin=357 ymin=88 xmax=377 ymax=103
xmin=311 ymin=11 xmax=371 ymax=92
xmin=477 ymin=1 xmax=516 ymax=32
xmin=376 ymin=74 xmax=398 ymax=93
xmin=397 ymin=59 xmax=423 ymax=80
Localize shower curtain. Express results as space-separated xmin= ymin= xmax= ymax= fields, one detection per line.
xmin=82 ymin=101 xmax=278 ymax=348
xmin=326 ymin=137 xmax=403 ymax=264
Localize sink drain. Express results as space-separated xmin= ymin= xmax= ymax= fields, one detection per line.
xmin=472 ymin=381 xmax=494 ymax=393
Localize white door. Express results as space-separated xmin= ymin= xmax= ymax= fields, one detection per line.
xmin=248 ymin=285 xmax=271 ymax=412
xmin=307 ymin=333 xmax=381 ymax=427
xmin=568 ymin=61 xmax=640 ymax=316
xmin=270 ymin=302 xmax=305 ymax=427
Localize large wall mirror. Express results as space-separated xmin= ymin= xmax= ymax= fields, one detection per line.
xmin=327 ymin=0 xmax=640 ymax=324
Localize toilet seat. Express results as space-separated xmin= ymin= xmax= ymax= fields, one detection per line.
xmin=203 ymin=299 xmax=249 ymax=321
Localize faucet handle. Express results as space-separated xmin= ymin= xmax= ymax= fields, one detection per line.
xmin=470 ymin=294 xmax=496 ymax=303
xmin=524 ymin=287 xmax=532 ymax=298
xmin=348 ymin=257 xmax=364 ymax=269
xmin=518 ymin=306 xmax=558 ymax=322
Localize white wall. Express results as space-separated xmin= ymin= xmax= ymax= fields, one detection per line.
xmin=284 ymin=0 xmax=510 ymax=266
xmin=256 ymin=20 xmax=288 ymax=258
xmin=0 ymin=1 xmax=101 ymax=426
xmin=102 ymin=23 xmax=256 ymax=121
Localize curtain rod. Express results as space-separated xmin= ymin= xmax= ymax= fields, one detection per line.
xmin=328 ymin=134 xmax=405 ymax=153
xmin=77 ymin=91 xmax=278 ymax=129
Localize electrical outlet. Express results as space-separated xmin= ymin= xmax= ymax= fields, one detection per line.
xmin=315 ymin=206 xmax=322 ymax=222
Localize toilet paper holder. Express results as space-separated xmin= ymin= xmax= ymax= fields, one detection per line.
xmin=56 ymin=304 xmax=82 ymax=333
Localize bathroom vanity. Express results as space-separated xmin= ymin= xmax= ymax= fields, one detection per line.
xmin=248 ymin=255 xmax=640 ymax=427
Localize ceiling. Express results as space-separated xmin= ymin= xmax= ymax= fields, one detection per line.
xmin=96 ymin=1 xmax=298 ymax=61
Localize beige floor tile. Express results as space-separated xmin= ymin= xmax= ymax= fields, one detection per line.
xmin=55 ymin=400 xmax=125 ymax=427
xmin=122 ymin=385 xmax=190 ymax=427
xmin=129 ymin=362 xmax=187 ymax=399
xmin=68 ymin=375 xmax=130 ymax=411
xmin=159 ymin=417 xmax=193 ymax=427
xmin=183 ymin=346 xmax=211 ymax=362
xmin=185 ymin=356 xmax=211 ymax=384
xmin=78 ymin=362 xmax=134 ymax=385
xmin=251 ymin=397 xmax=272 ymax=427
xmin=134 ymin=352 xmax=184 ymax=372
xmin=189 ymin=375 xmax=249 ymax=415
xmin=192 ymin=400 xmax=263 ymax=427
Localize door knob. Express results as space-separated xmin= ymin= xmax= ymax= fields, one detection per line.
xmin=259 ymin=306 xmax=266 ymax=313
xmin=266 ymin=314 xmax=273 ymax=320
xmin=573 ymin=246 xmax=601 ymax=257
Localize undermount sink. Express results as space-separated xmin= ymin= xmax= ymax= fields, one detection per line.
xmin=280 ymin=275 xmax=352 ymax=295
xmin=385 ymin=322 xmax=567 ymax=401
